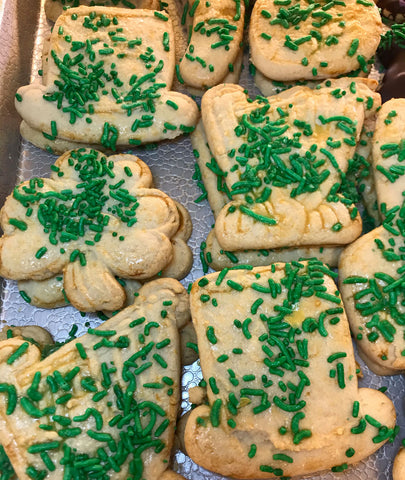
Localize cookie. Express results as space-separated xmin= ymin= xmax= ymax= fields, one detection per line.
xmin=16 ymin=200 xmax=192 ymax=310
xmin=44 ymin=0 xmax=159 ymax=22
xmin=177 ymin=0 xmax=245 ymax=90
xmin=16 ymin=276 xmax=143 ymax=311
xmin=338 ymin=99 xmax=405 ymax=375
xmin=200 ymin=79 xmax=380 ymax=252
xmin=0 ymin=149 xmax=191 ymax=313
xmin=190 ymin=118 xmax=228 ymax=219
xmin=155 ymin=201 xmax=193 ymax=280
xmin=0 ymin=278 xmax=189 ymax=480
xmin=0 ymin=326 xmax=54 ymax=351
xmin=347 ymin=112 xmax=381 ymax=227
xmin=158 ymin=0 xmax=189 ymax=68
xmin=185 ymin=262 xmax=396 ymax=478
xmin=372 ymin=99 xmax=405 ymax=210
xmin=393 ymin=447 xmax=405 ymax=480
xmin=249 ymin=0 xmax=382 ymax=81
xmin=253 ymin=68 xmax=318 ymax=97
xmin=192 ymin=118 xmax=345 ymax=269
xmin=252 ymin=64 xmax=372 ymax=98
xmin=15 ymin=7 xmax=199 ymax=153
xmin=204 ymin=228 xmax=344 ymax=270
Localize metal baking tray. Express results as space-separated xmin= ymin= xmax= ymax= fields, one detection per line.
xmin=0 ymin=0 xmax=403 ymax=479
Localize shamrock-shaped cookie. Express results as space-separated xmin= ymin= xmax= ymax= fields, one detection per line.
xmin=185 ymin=262 xmax=396 ymax=478
xmin=0 ymin=148 xmax=190 ymax=312
xmin=15 ymin=7 xmax=199 ymax=154
xmin=339 ymin=99 xmax=405 ymax=375
xmin=0 ymin=278 xmax=189 ymax=480
xmin=200 ymin=78 xmax=380 ymax=252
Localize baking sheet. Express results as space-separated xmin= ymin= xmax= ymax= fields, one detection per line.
xmin=0 ymin=0 xmax=404 ymax=479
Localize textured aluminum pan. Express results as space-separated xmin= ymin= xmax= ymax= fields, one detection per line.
xmin=0 ymin=1 xmax=403 ymax=479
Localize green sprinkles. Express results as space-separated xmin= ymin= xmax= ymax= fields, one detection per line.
xmin=13 ymin=150 xmax=141 ymax=265
xmin=193 ymin=259 xmax=395 ymax=453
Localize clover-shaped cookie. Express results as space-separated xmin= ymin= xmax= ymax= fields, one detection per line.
xmin=15 ymin=6 xmax=199 ymax=154
xmin=15 ymin=200 xmax=193 ymax=310
xmin=185 ymin=262 xmax=396 ymax=478
xmin=339 ymin=99 xmax=405 ymax=375
xmin=200 ymin=78 xmax=380 ymax=252
xmin=45 ymin=0 xmax=159 ymax=22
xmin=249 ymin=0 xmax=382 ymax=82
xmin=0 ymin=148 xmax=188 ymax=312
xmin=0 ymin=278 xmax=189 ymax=480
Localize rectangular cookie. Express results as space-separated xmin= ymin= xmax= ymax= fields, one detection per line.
xmin=200 ymin=79 xmax=380 ymax=251
xmin=249 ymin=0 xmax=382 ymax=81
xmin=339 ymin=98 xmax=405 ymax=375
xmin=15 ymin=6 xmax=198 ymax=153
xmin=185 ymin=262 xmax=396 ymax=478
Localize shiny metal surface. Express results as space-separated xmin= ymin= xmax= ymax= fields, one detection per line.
xmin=0 ymin=2 xmax=403 ymax=479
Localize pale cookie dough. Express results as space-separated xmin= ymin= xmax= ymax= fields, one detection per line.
xmin=15 ymin=7 xmax=199 ymax=153
xmin=249 ymin=0 xmax=382 ymax=82
xmin=200 ymin=79 xmax=380 ymax=252
xmin=45 ymin=0 xmax=159 ymax=22
xmin=185 ymin=262 xmax=396 ymax=478
xmin=178 ymin=0 xmax=245 ymax=90
xmin=339 ymin=99 xmax=405 ymax=375
xmin=0 ymin=149 xmax=191 ymax=313
xmin=0 ymin=278 xmax=189 ymax=480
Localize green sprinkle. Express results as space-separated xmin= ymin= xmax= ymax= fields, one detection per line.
xmin=248 ymin=444 xmax=257 ymax=458
xmin=0 ymin=384 xmax=17 ymax=414
xmin=35 ymin=247 xmax=48 ymax=259
xmin=327 ymin=352 xmax=347 ymax=363
xmin=227 ymin=279 xmax=244 ymax=291
xmin=210 ymin=398 xmax=222 ymax=427
xmin=206 ymin=326 xmax=218 ymax=344
xmin=19 ymin=290 xmax=32 ymax=303
xmin=9 ymin=218 xmax=28 ymax=230
xmin=7 ymin=342 xmax=29 ymax=365
xmin=273 ymin=453 xmax=293 ymax=463
xmin=347 ymin=38 xmax=359 ymax=57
